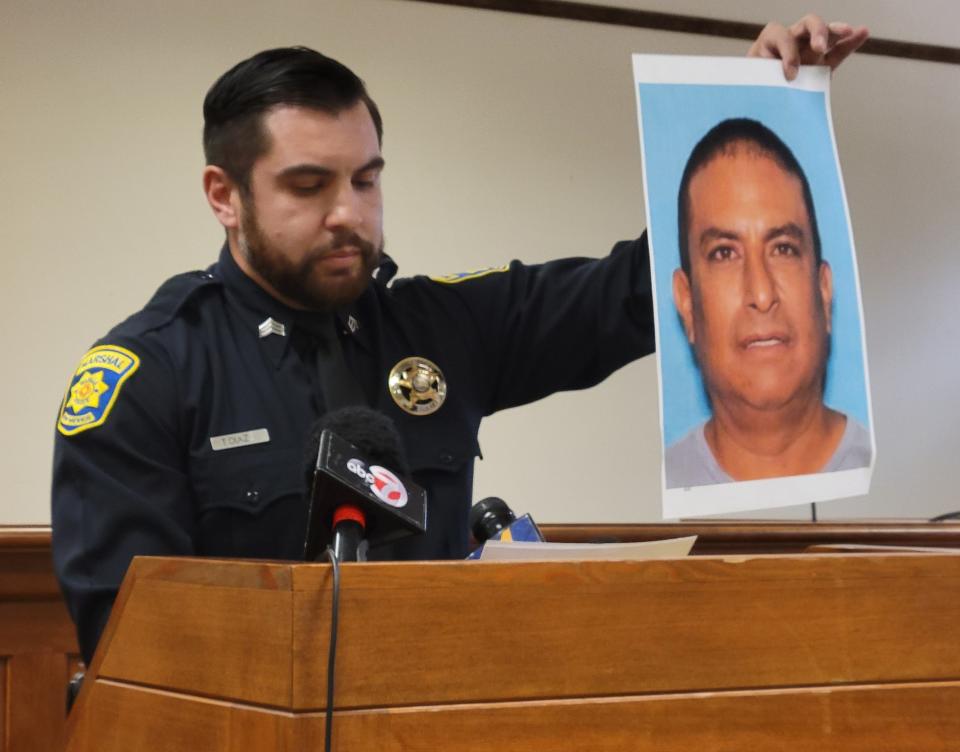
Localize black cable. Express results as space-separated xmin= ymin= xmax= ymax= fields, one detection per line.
xmin=930 ymin=511 xmax=960 ymax=522
xmin=810 ymin=502 xmax=818 ymax=522
xmin=324 ymin=545 xmax=341 ymax=752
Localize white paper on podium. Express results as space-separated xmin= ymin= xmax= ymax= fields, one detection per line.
xmin=632 ymin=56 xmax=875 ymax=519
xmin=478 ymin=536 xmax=697 ymax=561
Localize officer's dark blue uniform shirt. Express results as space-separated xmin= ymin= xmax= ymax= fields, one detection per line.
xmin=52 ymin=237 xmax=655 ymax=663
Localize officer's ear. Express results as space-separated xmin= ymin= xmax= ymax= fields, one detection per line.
xmin=203 ymin=166 xmax=242 ymax=230
xmin=673 ymin=267 xmax=695 ymax=344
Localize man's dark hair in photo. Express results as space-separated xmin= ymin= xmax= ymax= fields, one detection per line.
xmin=677 ymin=117 xmax=822 ymax=278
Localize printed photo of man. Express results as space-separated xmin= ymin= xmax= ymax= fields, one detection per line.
xmin=666 ymin=118 xmax=871 ymax=488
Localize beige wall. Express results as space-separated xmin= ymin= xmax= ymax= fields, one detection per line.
xmin=3 ymin=0 xmax=958 ymax=524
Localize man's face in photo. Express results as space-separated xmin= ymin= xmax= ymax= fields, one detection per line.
xmin=672 ymin=146 xmax=833 ymax=415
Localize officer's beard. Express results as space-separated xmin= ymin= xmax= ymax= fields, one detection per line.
xmin=238 ymin=201 xmax=382 ymax=313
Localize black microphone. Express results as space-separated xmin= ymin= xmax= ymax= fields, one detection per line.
xmin=470 ymin=497 xmax=516 ymax=542
xmin=303 ymin=407 xmax=427 ymax=562
xmin=468 ymin=496 xmax=544 ymax=559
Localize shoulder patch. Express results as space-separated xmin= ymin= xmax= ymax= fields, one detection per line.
xmin=429 ymin=265 xmax=509 ymax=284
xmin=57 ymin=345 xmax=140 ymax=436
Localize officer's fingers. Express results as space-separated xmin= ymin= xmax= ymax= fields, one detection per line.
xmin=749 ymin=22 xmax=801 ymax=81
xmin=789 ymin=14 xmax=831 ymax=59
xmin=823 ymin=24 xmax=870 ymax=70
xmin=827 ymin=20 xmax=855 ymax=39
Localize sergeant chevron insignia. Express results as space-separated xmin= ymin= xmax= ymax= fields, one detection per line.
xmin=258 ymin=317 xmax=287 ymax=338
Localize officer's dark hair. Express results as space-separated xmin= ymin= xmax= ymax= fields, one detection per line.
xmin=203 ymin=46 xmax=383 ymax=195
xmin=677 ymin=118 xmax=821 ymax=278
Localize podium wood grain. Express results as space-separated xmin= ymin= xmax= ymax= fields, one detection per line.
xmin=66 ymin=552 xmax=960 ymax=751
xmin=70 ymin=679 xmax=960 ymax=752
xmin=3 ymin=524 xmax=959 ymax=751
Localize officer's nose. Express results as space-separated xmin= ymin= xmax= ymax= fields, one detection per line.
xmin=325 ymin=184 xmax=363 ymax=232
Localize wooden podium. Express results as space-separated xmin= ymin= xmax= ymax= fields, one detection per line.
xmin=66 ymin=553 xmax=960 ymax=751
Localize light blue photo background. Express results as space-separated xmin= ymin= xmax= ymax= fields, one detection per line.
xmin=638 ymin=83 xmax=869 ymax=446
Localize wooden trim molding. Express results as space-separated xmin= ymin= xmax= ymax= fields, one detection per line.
xmin=405 ymin=0 xmax=960 ymax=66
xmin=5 ymin=521 xmax=960 ymax=556
xmin=541 ymin=520 xmax=960 ymax=554
xmin=0 ymin=527 xmax=65 ymax=602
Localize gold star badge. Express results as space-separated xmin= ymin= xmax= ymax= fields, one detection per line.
xmin=66 ymin=371 xmax=110 ymax=412
xmin=388 ymin=357 xmax=447 ymax=416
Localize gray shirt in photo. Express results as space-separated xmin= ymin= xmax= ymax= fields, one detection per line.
xmin=665 ymin=415 xmax=872 ymax=489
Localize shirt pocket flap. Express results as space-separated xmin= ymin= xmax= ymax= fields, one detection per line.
xmin=402 ymin=430 xmax=480 ymax=474
xmin=192 ymin=448 xmax=303 ymax=516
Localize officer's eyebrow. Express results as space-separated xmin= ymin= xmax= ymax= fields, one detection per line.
xmin=278 ymin=164 xmax=333 ymax=180
xmin=356 ymin=156 xmax=385 ymax=174
xmin=277 ymin=157 xmax=385 ymax=180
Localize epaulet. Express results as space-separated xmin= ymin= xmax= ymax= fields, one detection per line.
xmin=122 ymin=269 xmax=221 ymax=335
xmin=427 ymin=265 xmax=510 ymax=285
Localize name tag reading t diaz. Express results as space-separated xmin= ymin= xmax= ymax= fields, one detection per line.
xmin=209 ymin=429 xmax=271 ymax=451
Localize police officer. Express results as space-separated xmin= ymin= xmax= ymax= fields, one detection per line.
xmin=52 ymin=19 xmax=870 ymax=665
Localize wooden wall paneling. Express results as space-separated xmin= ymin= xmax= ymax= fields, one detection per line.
xmin=0 ymin=529 xmax=79 ymax=752
xmin=6 ymin=652 xmax=68 ymax=752
xmin=1 ymin=657 xmax=7 ymax=752
xmin=0 ymin=602 xmax=77 ymax=656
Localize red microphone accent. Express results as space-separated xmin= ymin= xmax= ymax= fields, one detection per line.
xmin=332 ymin=504 xmax=367 ymax=530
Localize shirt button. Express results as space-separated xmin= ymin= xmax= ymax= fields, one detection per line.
xmin=245 ymin=490 xmax=261 ymax=505
xmin=439 ymin=452 xmax=454 ymax=465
